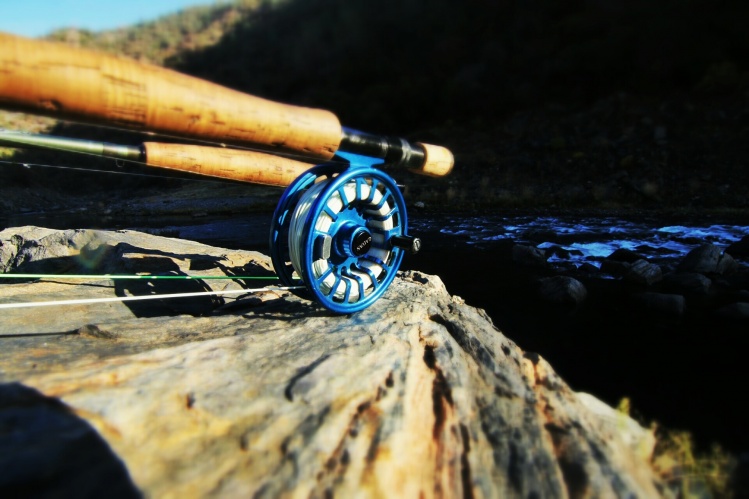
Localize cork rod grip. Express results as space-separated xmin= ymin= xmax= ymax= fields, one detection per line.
xmin=413 ymin=143 xmax=454 ymax=177
xmin=143 ymin=143 xmax=314 ymax=187
xmin=0 ymin=32 xmax=342 ymax=160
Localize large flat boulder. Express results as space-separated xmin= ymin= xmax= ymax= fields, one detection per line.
xmin=0 ymin=226 xmax=667 ymax=497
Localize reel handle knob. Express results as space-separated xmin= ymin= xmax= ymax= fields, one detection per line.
xmin=391 ymin=235 xmax=421 ymax=255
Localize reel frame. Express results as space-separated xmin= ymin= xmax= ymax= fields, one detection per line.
xmin=269 ymin=153 xmax=411 ymax=314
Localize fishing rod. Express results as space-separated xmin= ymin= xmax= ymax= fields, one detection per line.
xmin=0 ymin=32 xmax=455 ymax=313
xmin=0 ymin=32 xmax=453 ymax=178
xmin=0 ymin=129 xmax=317 ymax=187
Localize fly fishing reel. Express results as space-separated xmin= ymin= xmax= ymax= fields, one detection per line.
xmin=269 ymin=154 xmax=419 ymax=313
xmin=0 ymin=33 xmax=453 ymax=316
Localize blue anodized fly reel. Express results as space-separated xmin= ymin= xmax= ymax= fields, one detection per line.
xmin=269 ymin=152 xmax=419 ymax=313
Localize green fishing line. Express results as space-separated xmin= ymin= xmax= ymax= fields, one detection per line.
xmin=0 ymin=274 xmax=279 ymax=280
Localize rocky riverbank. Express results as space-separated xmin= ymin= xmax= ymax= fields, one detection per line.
xmin=410 ymin=218 xmax=749 ymax=465
xmin=518 ymin=236 xmax=749 ymax=322
xmin=0 ymin=226 xmax=737 ymax=496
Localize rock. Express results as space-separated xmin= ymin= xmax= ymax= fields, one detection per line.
xmin=714 ymin=302 xmax=749 ymax=321
xmin=600 ymin=256 xmax=663 ymax=285
xmin=537 ymin=276 xmax=587 ymax=306
xmin=511 ymin=243 xmax=548 ymax=267
xmin=632 ymin=292 xmax=686 ymax=317
xmin=606 ymin=248 xmax=644 ymax=263
xmin=0 ymin=226 xmax=671 ymax=497
xmin=725 ymin=269 xmax=749 ymax=292
xmin=0 ymin=227 xmax=104 ymax=274
xmin=0 ymin=227 xmax=275 ymax=334
xmin=677 ymin=243 xmax=735 ymax=275
xmin=663 ymin=272 xmax=712 ymax=295
xmin=625 ymin=259 xmax=662 ymax=285
xmin=600 ymin=259 xmax=630 ymax=278
xmin=716 ymin=251 xmax=739 ymax=275
xmin=727 ymin=235 xmax=749 ymax=259
xmin=677 ymin=244 xmax=721 ymax=273
xmin=0 ymin=383 xmax=140 ymax=498
xmin=578 ymin=262 xmax=599 ymax=274
xmin=544 ymin=244 xmax=572 ymax=260
xmin=524 ymin=229 xmax=558 ymax=244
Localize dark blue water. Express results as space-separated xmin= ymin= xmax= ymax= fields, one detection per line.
xmin=412 ymin=213 xmax=749 ymax=268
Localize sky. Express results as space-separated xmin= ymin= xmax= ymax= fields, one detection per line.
xmin=0 ymin=0 xmax=216 ymax=38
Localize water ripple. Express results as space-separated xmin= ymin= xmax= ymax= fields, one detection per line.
xmin=413 ymin=215 xmax=749 ymax=267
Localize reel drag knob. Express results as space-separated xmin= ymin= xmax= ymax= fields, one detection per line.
xmin=390 ymin=235 xmax=421 ymax=255
xmin=334 ymin=224 xmax=373 ymax=258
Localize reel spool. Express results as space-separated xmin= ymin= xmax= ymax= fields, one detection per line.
xmin=269 ymin=157 xmax=418 ymax=314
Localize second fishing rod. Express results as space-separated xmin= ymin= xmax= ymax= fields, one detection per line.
xmin=0 ymin=32 xmax=453 ymax=180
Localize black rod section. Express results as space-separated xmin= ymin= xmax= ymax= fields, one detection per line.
xmin=339 ymin=127 xmax=426 ymax=171
xmin=0 ymin=129 xmax=144 ymax=162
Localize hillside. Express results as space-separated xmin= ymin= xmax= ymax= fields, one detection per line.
xmin=43 ymin=0 xmax=264 ymax=65
xmin=0 ymin=1 xmax=268 ymax=193
xmin=172 ymin=0 xmax=749 ymax=132
xmin=1 ymin=0 xmax=749 ymax=211
xmin=0 ymin=1 xmax=262 ymax=131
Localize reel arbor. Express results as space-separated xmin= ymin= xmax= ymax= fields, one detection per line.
xmin=270 ymin=155 xmax=418 ymax=314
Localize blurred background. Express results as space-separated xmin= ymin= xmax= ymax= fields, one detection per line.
xmin=1 ymin=0 xmax=748 ymax=212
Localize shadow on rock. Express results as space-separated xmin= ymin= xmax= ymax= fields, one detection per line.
xmin=0 ymin=382 xmax=141 ymax=498
xmin=114 ymin=269 xmax=222 ymax=318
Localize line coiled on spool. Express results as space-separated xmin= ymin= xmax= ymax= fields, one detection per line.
xmin=286 ymin=175 xmax=396 ymax=303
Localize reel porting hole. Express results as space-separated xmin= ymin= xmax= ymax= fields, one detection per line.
xmin=269 ymin=164 xmax=410 ymax=314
